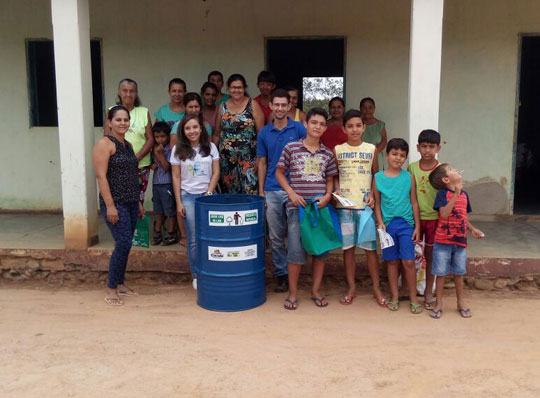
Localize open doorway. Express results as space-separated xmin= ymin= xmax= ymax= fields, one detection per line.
xmin=265 ymin=37 xmax=345 ymax=111
xmin=514 ymin=36 xmax=540 ymax=214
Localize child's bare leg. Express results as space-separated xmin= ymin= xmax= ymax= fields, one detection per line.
xmin=166 ymin=216 xmax=176 ymax=235
xmin=433 ymin=275 xmax=445 ymax=311
xmin=365 ymin=249 xmax=383 ymax=299
xmin=311 ymin=257 xmax=326 ymax=301
xmin=424 ymin=245 xmax=436 ymax=302
xmin=155 ymin=214 xmax=164 ymax=232
xmin=402 ymin=260 xmax=419 ymax=306
xmin=454 ymin=275 xmax=471 ymax=316
xmin=343 ymin=248 xmax=356 ymax=297
xmin=287 ymin=263 xmax=302 ymax=305
xmin=387 ymin=261 xmax=400 ymax=303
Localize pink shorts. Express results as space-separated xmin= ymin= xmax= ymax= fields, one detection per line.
xmin=420 ymin=220 xmax=438 ymax=246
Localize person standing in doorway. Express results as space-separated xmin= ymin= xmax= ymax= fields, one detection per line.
xmin=257 ymin=89 xmax=306 ymax=293
xmin=321 ymin=96 xmax=347 ymax=150
xmin=254 ymin=70 xmax=277 ymax=122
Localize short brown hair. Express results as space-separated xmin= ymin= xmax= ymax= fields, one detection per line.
xmin=429 ymin=163 xmax=449 ymax=190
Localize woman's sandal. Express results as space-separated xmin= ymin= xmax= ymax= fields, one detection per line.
xmin=283 ymin=298 xmax=297 ymax=310
xmin=339 ymin=295 xmax=356 ymax=305
xmin=458 ymin=307 xmax=472 ymax=318
xmin=387 ymin=301 xmax=399 ymax=311
xmin=118 ymin=287 xmax=138 ymax=297
xmin=410 ymin=302 xmax=423 ymax=314
xmin=104 ymin=296 xmax=124 ymax=306
xmin=311 ymin=297 xmax=328 ymax=308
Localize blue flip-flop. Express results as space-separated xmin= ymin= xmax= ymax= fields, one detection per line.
xmin=429 ymin=308 xmax=443 ymax=319
xmin=458 ymin=308 xmax=472 ymax=318
xmin=311 ymin=297 xmax=328 ymax=308
xmin=284 ymin=298 xmax=297 ymax=310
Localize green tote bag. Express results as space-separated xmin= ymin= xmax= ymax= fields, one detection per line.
xmin=132 ymin=214 xmax=150 ymax=248
xmin=299 ymin=198 xmax=342 ymax=256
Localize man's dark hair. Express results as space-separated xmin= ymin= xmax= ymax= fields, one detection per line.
xmin=343 ymin=109 xmax=363 ymax=126
xmin=168 ymin=78 xmax=186 ymax=91
xmin=429 ymin=163 xmax=450 ymax=190
xmin=270 ymin=88 xmax=290 ymax=103
xmin=418 ymin=129 xmax=441 ymax=145
xmin=152 ymin=121 xmax=171 ymax=136
xmin=386 ymin=138 xmax=409 ymax=155
xmin=207 ymin=70 xmax=223 ymax=81
xmin=257 ymin=70 xmax=277 ymax=85
xmin=306 ymin=107 xmax=328 ymax=122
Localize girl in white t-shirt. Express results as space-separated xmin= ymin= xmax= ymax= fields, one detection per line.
xmin=170 ymin=114 xmax=220 ymax=287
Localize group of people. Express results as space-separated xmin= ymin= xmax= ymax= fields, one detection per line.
xmin=93 ymin=71 xmax=484 ymax=319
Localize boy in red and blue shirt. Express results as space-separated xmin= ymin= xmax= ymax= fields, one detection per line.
xmin=428 ymin=164 xmax=484 ymax=319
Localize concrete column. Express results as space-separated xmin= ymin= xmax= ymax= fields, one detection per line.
xmin=51 ymin=0 xmax=98 ymax=249
xmin=408 ymin=0 xmax=444 ymax=162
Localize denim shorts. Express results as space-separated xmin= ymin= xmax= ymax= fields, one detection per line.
xmin=382 ymin=217 xmax=415 ymax=261
xmin=338 ymin=208 xmax=377 ymax=251
xmin=432 ymin=243 xmax=467 ymax=276
xmin=286 ymin=207 xmax=329 ymax=265
xmin=152 ymin=183 xmax=176 ymax=217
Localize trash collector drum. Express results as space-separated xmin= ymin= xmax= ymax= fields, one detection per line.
xmin=195 ymin=194 xmax=266 ymax=311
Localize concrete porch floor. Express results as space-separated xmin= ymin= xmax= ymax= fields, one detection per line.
xmin=0 ymin=213 xmax=539 ymax=277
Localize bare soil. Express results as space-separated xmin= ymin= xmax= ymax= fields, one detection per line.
xmin=1 ymin=279 xmax=539 ymax=397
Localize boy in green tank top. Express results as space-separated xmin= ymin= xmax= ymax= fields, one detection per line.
xmin=408 ymin=129 xmax=441 ymax=309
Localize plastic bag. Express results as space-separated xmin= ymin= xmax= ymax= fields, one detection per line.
xmin=415 ymin=242 xmax=427 ymax=295
xmin=132 ymin=214 xmax=150 ymax=248
xmin=299 ymin=199 xmax=342 ymax=256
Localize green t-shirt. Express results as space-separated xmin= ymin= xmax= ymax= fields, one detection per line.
xmin=408 ymin=160 xmax=440 ymax=220
xmin=154 ymin=104 xmax=185 ymax=126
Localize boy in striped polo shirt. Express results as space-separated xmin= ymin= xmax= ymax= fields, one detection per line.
xmin=276 ymin=107 xmax=338 ymax=310
xmin=428 ymin=164 xmax=484 ymax=319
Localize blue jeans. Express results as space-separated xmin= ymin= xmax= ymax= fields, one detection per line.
xmin=265 ymin=190 xmax=289 ymax=277
xmin=182 ymin=192 xmax=205 ymax=278
xmin=101 ymin=202 xmax=138 ymax=289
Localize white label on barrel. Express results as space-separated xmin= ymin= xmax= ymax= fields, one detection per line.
xmin=208 ymin=244 xmax=258 ymax=262
xmin=208 ymin=210 xmax=258 ymax=227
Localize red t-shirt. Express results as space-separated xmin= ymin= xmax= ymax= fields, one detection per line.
xmin=254 ymin=95 xmax=272 ymax=120
xmin=320 ymin=124 xmax=347 ymax=151
xmin=433 ymin=189 xmax=472 ymax=247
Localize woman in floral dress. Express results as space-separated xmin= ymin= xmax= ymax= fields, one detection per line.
xmin=213 ymin=74 xmax=264 ymax=194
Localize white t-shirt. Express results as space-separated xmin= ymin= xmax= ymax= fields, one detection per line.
xmin=169 ymin=143 xmax=219 ymax=194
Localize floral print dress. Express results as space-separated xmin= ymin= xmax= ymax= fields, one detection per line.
xmin=218 ymin=98 xmax=258 ymax=194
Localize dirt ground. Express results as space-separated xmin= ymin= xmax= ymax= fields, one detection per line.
xmin=1 ymin=279 xmax=540 ymax=398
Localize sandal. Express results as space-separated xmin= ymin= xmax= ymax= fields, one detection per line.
xmin=283 ymin=298 xmax=297 ymax=310
xmin=424 ymin=298 xmax=437 ymax=310
xmin=387 ymin=301 xmax=399 ymax=311
xmin=458 ymin=308 xmax=472 ymax=318
xmin=429 ymin=308 xmax=443 ymax=319
xmin=410 ymin=302 xmax=423 ymax=314
xmin=374 ymin=295 xmax=388 ymax=307
xmin=339 ymin=295 xmax=356 ymax=305
xmin=104 ymin=296 xmax=124 ymax=306
xmin=311 ymin=297 xmax=328 ymax=308
xmin=118 ymin=287 xmax=138 ymax=297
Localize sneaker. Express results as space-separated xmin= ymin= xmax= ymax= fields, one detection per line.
xmin=192 ymin=278 xmax=197 ymax=291
xmin=161 ymin=234 xmax=176 ymax=246
xmin=151 ymin=232 xmax=163 ymax=246
xmin=274 ymin=276 xmax=289 ymax=293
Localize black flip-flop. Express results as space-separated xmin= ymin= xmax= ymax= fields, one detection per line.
xmin=311 ymin=297 xmax=328 ymax=308
xmin=284 ymin=298 xmax=297 ymax=310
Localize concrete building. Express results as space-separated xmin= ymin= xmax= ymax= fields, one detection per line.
xmin=1 ymin=0 xmax=539 ymax=248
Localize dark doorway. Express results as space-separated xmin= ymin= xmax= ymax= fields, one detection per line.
xmin=515 ymin=36 xmax=540 ymax=214
xmin=266 ymin=37 xmax=345 ymax=109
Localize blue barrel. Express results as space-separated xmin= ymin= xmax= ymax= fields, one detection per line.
xmin=195 ymin=194 xmax=266 ymax=311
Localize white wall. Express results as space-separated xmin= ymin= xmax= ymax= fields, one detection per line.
xmin=0 ymin=0 xmax=537 ymax=213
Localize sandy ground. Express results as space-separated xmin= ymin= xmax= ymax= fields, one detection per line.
xmin=1 ymin=279 xmax=540 ymax=398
